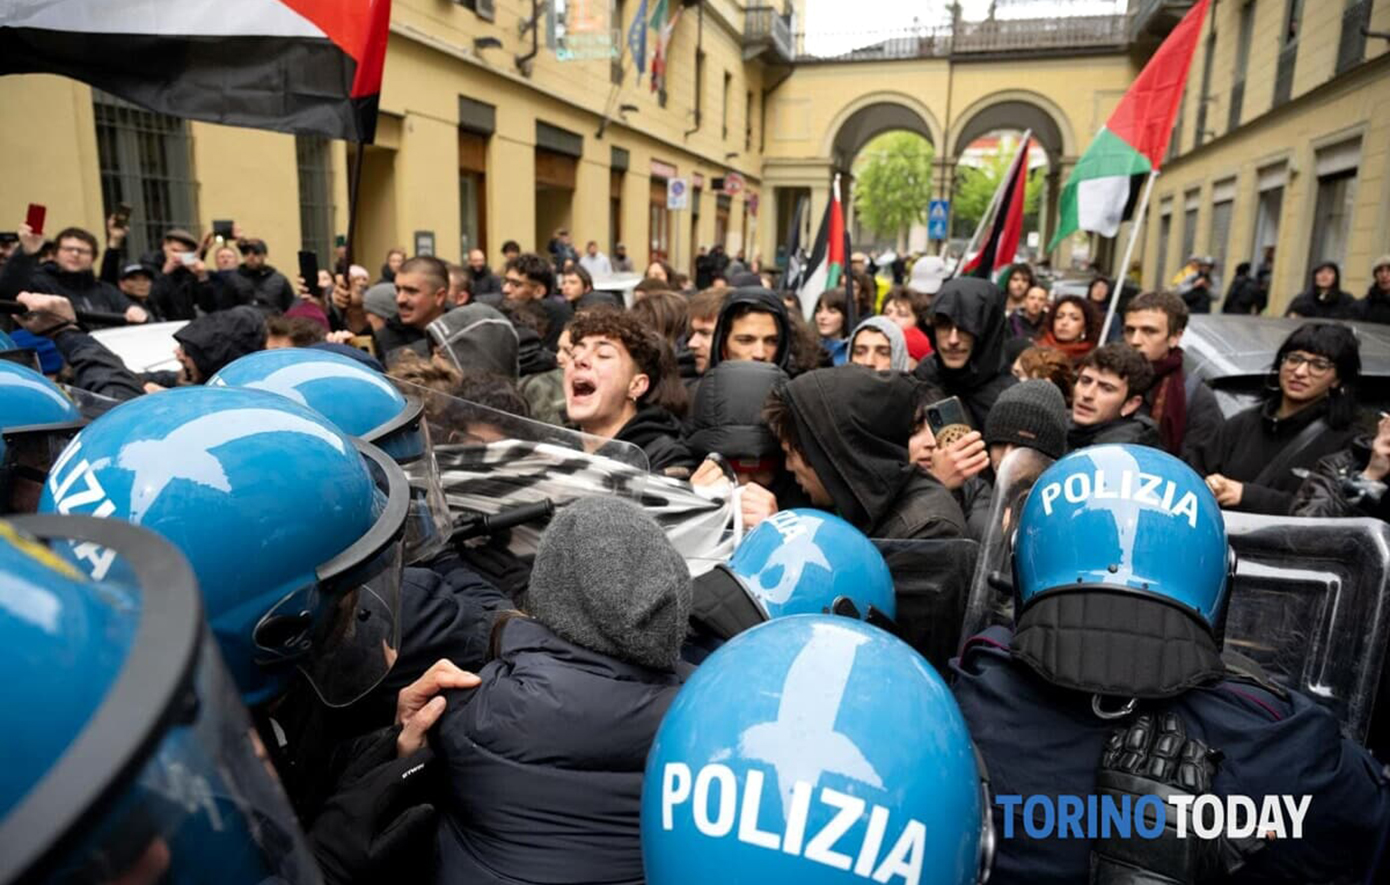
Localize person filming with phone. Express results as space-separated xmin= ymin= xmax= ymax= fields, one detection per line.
xmin=0 ymin=210 xmax=147 ymax=324
xmin=149 ymin=227 xmax=213 ymax=320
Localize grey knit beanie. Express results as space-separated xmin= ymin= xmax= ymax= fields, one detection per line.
xmin=850 ymin=316 xmax=909 ymax=372
xmin=363 ymin=282 xmax=399 ymax=321
xmin=526 ymin=496 xmax=692 ymax=670
xmin=983 ymin=380 xmax=1069 ymax=460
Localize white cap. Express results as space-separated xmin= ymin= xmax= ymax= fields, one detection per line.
xmin=909 ymin=255 xmax=947 ymax=295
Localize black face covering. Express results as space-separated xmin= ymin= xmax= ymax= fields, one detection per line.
xmin=1011 ymin=589 xmax=1226 ymax=700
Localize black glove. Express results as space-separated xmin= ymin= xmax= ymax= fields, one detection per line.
xmin=309 ymin=725 xmax=439 ymax=885
xmin=1090 ymin=712 xmax=1255 ymax=885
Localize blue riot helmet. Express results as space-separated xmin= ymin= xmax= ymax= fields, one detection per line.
xmin=209 ymin=347 xmax=451 ymax=563
xmin=691 ymin=509 xmax=897 ymax=641
xmin=39 ymin=386 xmax=411 ymax=708
xmin=1012 ymin=444 xmax=1234 ymax=700
xmin=1 ymin=361 xmax=84 ymax=514
xmin=0 ymin=514 xmax=319 ymax=884
xmin=644 ymin=615 xmax=994 ymax=885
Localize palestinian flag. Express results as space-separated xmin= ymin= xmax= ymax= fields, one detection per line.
xmin=959 ymin=134 xmax=1031 ymax=283
xmin=0 ymin=0 xmax=392 ymax=143
xmin=1048 ymin=0 xmax=1209 ymax=250
xmin=796 ymin=175 xmax=851 ymax=324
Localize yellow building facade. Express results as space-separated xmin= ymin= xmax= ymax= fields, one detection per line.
xmin=1140 ymin=0 xmax=1390 ymax=310
xmin=0 ymin=0 xmax=1386 ymax=310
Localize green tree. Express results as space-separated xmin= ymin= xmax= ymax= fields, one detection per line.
xmin=952 ymin=137 xmax=1043 ymax=239
xmin=852 ymin=132 xmax=935 ymax=245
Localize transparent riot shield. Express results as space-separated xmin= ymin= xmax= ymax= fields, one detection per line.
xmin=1221 ymin=512 xmax=1390 ymax=743
xmin=386 ymin=378 xmax=733 ymax=561
xmin=874 ymin=538 xmax=981 ymax=672
xmin=961 ymin=447 xmax=1056 ymax=644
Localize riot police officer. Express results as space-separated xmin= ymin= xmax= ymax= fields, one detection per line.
xmin=0 ymin=513 xmax=319 ymax=884
xmin=952 ymin=444 xmax=1390 ymax=883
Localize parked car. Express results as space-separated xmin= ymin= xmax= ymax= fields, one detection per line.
xmin=91 ymin=320 xmax=187 ymax=374
xmin=1181 ymin=314 xmax=1390 ymax=420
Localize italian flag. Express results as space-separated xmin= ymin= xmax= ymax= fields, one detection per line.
xmin=796 ymin=174 xmax=851 ymax=325
xmin=1049 ymin=0 xmax=1210 ymax=250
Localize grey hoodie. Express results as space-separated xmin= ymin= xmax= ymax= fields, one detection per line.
xmin=428 ymin=303 xmax=520 ymax=377
xmin=849 ymin=316 xmax=909 ymax=372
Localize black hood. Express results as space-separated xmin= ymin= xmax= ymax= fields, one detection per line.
xmin=237 ymin=264 xmax=280 ymax=282
xmin=173 ymin=305 xmax=266 ymax=379
xmin=1308 ymin=261 xmax=1343 ymax=296
xmin=429 ymin=303 xmax=520 ymax=377
xmin=920 ymin=277 xmax=1009 ymax=391
xmin=687 ymin=360 xmax=789 ymax=461
xmin=516 ymin=324 xmax=558 ymax=376
xmin=782 ymin=366 xmax=918 ymax=531
xmin=708 ymin=286 xmax=792 ymax=371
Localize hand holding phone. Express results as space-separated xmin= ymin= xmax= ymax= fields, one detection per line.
xmin=179 ymin=250 xmax=199 ymax=267
xmin=298 ymin=250 xmax=320 ymax=299
xmin=924 ymin=395 xmax=973 ymax=449
xmin=25 ymin=203 xmax=46 ymax=236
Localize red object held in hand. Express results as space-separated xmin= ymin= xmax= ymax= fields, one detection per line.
xmin=25 ymin=203 xmax=46 ymax=236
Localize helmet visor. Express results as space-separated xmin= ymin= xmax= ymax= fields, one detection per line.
xmin=253 ymin=439 xmax=409 ymax=708
xmin=1 ymin=515 xmax=316 ymax=885
xmin=2 ymin=421 xmax=84 ymax=514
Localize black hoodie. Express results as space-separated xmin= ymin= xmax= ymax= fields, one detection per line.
xmin=1285 ymin=262 xmax=1358 ymax=320
xmin=781 ymin=367 xmax=964 ymax=540
xmin=171 ymin=305 xmax=267 ymax=380
xmin=610 ymin=406 xmax=696 ymax=478
xmin=707 ymin=286 xmax=792 ymax=371
xmin=913 ymin=277 xmax=1016 ymax=428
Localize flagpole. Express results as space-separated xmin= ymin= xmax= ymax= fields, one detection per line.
xmin=1099 ymin=169 xmax=1158 ymax=343
xmin=950 ymin=128 xmax=1030 ymax=280
xmin=345 ymin=140 xmax=365 ymax=270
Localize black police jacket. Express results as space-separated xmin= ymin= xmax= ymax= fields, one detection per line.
xmin=951 ymin=629 xmax=1390 ymax=885
xmin=432 ymin=617 xmax=684 ymax=885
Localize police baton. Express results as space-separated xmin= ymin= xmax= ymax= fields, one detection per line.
xmin=0 ymin=299 xmax=130 ymax=328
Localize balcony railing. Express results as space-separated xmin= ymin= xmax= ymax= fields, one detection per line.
xmin=1273 ymin=42 xmax=1297 ymax=106
xmin=744 ymin=6 xmax=794 ymax=64
xmin=794 ymin=14 xmax=1128 ymax=61
xmin=1129 ymin=0 xmax=1198 ymax=44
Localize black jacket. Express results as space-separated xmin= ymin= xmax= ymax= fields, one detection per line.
xmin=1139 ymin=367 xmax=1225 ymax=463
xmin=1360 ymin=284 xmax=1390 ymax=326
xmin=50 ymin=328 xmax=145 ymax=401
xmin=1286 ymin=263 xmax=1358 ymax=320
xmin=914 ymin=277 xmax=1016 ymax=429
xmin=373 ymin=318 xmax=431 ymax=366
xmin=469 ymin=267 xmax=502 ymax=297
xmin=708 ymin=286 xmax=792 ymax=371
xmin=433 ymin=617 xmax=683 ymax=885
xmin=0 ymin=248 xmax=132 ymax=319
xmin=612 ymin=406 xmax=697 ymax=477
xmin=782 ymin=366 xmax=965 ymax=539
xmin=1291 ymin=436 xmax=1390 ymax=521
xmin=1188 ymin=398 xmax=1356 ymax=515
xmin=1222 ymin=274 xmax=1266 ymax=315
xmin=220 ymin=264 xmax=297 ymax=314
xmin=150 ymin=265 xmax=213 ymax=321
xmin=537 ymin=297 xmax=573 ymax=352
xmin=1067 ymin=414 xmax=1161 ymax=450
xmin=952 ymin=629 xmax=1390 ymax=885
xmin=686 ymin=360 xmax=787 ymax=461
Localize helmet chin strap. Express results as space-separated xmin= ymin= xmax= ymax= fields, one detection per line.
xmin=1092 ymin=694 xmax=1137 ymax=720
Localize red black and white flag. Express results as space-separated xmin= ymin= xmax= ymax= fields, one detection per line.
xmin=0 ymin=0 xmax=391 ymax=143
xmin=958 ymin=132 xmax=1032 ymax=285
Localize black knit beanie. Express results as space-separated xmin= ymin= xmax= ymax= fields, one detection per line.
xmin=983 ymin=380 xmax=1069 ymax=460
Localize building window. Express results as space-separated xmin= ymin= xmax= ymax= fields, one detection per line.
xmin=1209 ymin=194 xmax=1234 ymax=292
xmin=1336 ymin=0 xmax=1372 ymax=75
xmin=1167 ymin=87 xmax=1186 ymax=162
xmin=1156 ymin=210 xmax=1172 ymax=284
xmin=650 ymin=178 xmax=670 ymax=262
xmin=611 ymin=0 xmax=625 ymax=85
xmin=459 ymin=130 xmax=488 ymax=256
xmin=722 ymin=71 xmax=732 ymax=141
xmin=93 ymin=90 xmax=197 ymax=259
xmin=1181 ymin=190 xmax=1200 ymax=267
xmin=1252 ymin=164 xmax=1286 ymax=272
xmin=1230 ymin=1 xmax=1255 ymax=130
xmin=745 ymin=90 xmax=754 ymax=151
xmin=296 ymin=135 xmax=334 ymax=267
xmin=1274 ymin=0 xmax=1302 ymax=105
xmin=1308 ymin=139 xmax=1361 ymax=272
xmin=1195 ymin=29 xmax=1216 ymax=145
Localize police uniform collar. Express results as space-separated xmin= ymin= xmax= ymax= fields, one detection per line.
xmin=1011 ymin=589 xmax=1226 ymax=700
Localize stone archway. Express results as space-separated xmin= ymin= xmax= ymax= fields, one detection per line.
xmin=823 ymin=93 xmax=942 ymax=172
xmin=948 ymin=91 xmax=1076 ymax=260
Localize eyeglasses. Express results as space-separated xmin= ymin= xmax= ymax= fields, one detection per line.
xmin=1282 ymin=353 xmax=1335 ymax=374
xmin=57 ymin=245 xmax=93 ymax=256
